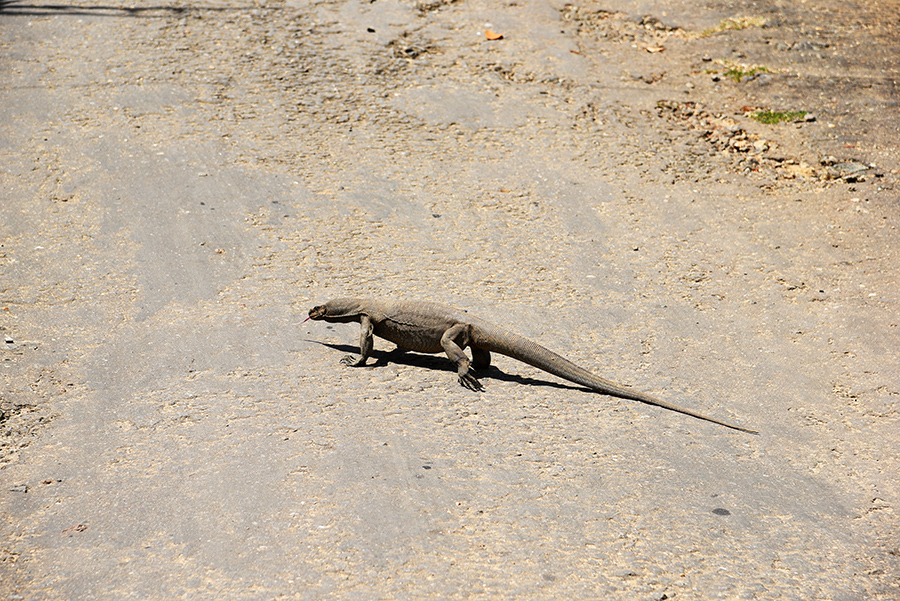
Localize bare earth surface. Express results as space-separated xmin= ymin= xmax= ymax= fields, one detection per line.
xmin=2 ymin=0 xmax=899 ymax=598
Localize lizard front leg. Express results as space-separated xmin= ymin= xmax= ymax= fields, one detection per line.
xmin=341 ymin=315 xmax=374 ymax=366
xmin=440 ymin=323 xmax=483 ymax=391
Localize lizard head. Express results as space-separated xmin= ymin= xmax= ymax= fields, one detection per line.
xmin=305 ymin=304 xmax=328 ymax=322
xmin=304 ymin=298 xmax=363 ymax=323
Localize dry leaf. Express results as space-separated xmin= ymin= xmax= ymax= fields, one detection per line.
xmin=485 ymin=30 xmax=504 ymax=40
xmin=645 ymin=45 xmax=665 ymax=53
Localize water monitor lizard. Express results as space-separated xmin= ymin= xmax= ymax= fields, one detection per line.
xmin=305 ymin=298 xmax=756 ymax=434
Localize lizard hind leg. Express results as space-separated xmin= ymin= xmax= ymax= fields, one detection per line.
xmin=440 ymin=324 xmax=484 ymax=392
xmin=471 ymin=347 xmax=492 ymax=370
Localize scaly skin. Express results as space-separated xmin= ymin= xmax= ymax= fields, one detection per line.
xmin=305 ymin=298 xmax=757 ymax=434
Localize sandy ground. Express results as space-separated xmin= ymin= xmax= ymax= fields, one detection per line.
xmin=2 ymin=0 xmax=899 ymax=598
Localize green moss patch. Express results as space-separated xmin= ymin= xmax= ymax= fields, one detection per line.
xmin=722 ymin=64 xmax=770 ymax=82
xmin=750 ymin=110 xmax=807 ymax=124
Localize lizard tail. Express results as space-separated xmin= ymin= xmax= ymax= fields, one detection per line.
xmin=482 ymin=327 xmax=757 ymax=434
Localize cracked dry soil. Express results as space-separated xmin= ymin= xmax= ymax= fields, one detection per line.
xmin=2 ymin=0 xmax=899 ymax=599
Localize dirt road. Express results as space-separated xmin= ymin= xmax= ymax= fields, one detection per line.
xmin=2 ymin=0 xmax=899 ymax=598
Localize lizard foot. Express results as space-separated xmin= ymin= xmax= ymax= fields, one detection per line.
xmin=458 ymin=372 xmax=484 ymax=392
xmin=340 ymin=355 xmax=366 ymax=367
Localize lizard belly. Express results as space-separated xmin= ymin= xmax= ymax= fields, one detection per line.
xmin=373 ymin=320 xmax=445 ymax=354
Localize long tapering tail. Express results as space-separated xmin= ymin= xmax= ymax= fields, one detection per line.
xmin=481 ymin=325 xmax=757 ymax=434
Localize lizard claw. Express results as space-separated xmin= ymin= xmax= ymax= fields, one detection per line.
xmin=458 ymin=372 xmax=484 ymax=392
xmin=341 ymin=355 xmax=365 ymax=367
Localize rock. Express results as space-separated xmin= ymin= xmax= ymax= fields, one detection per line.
xmin=833 ymin=161 xmax=869 ymax=175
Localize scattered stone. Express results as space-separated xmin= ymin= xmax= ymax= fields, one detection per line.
xmin=832 ymin=161 xmax=869 ymax=175
xmin=783 ymin=162 xmax=818 ymax=180
xmin=821 ymin=160 xmax=869 ymax=182
xmin=10 ymin=484 xmax=28 ymax=493
xmin=561 ymin=7 xmax=683 ymax=42
xmin=61 ymin=524 xmax=88 ymax=535
xmin=656 ymin=100 xmax=872 ymax=184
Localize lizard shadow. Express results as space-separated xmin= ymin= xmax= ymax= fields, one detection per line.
xmin=306 ymin=340 xmax=584 ymax=392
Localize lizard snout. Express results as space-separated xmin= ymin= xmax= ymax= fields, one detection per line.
xmin=307 ymin=305 xmax=328 ymax=320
